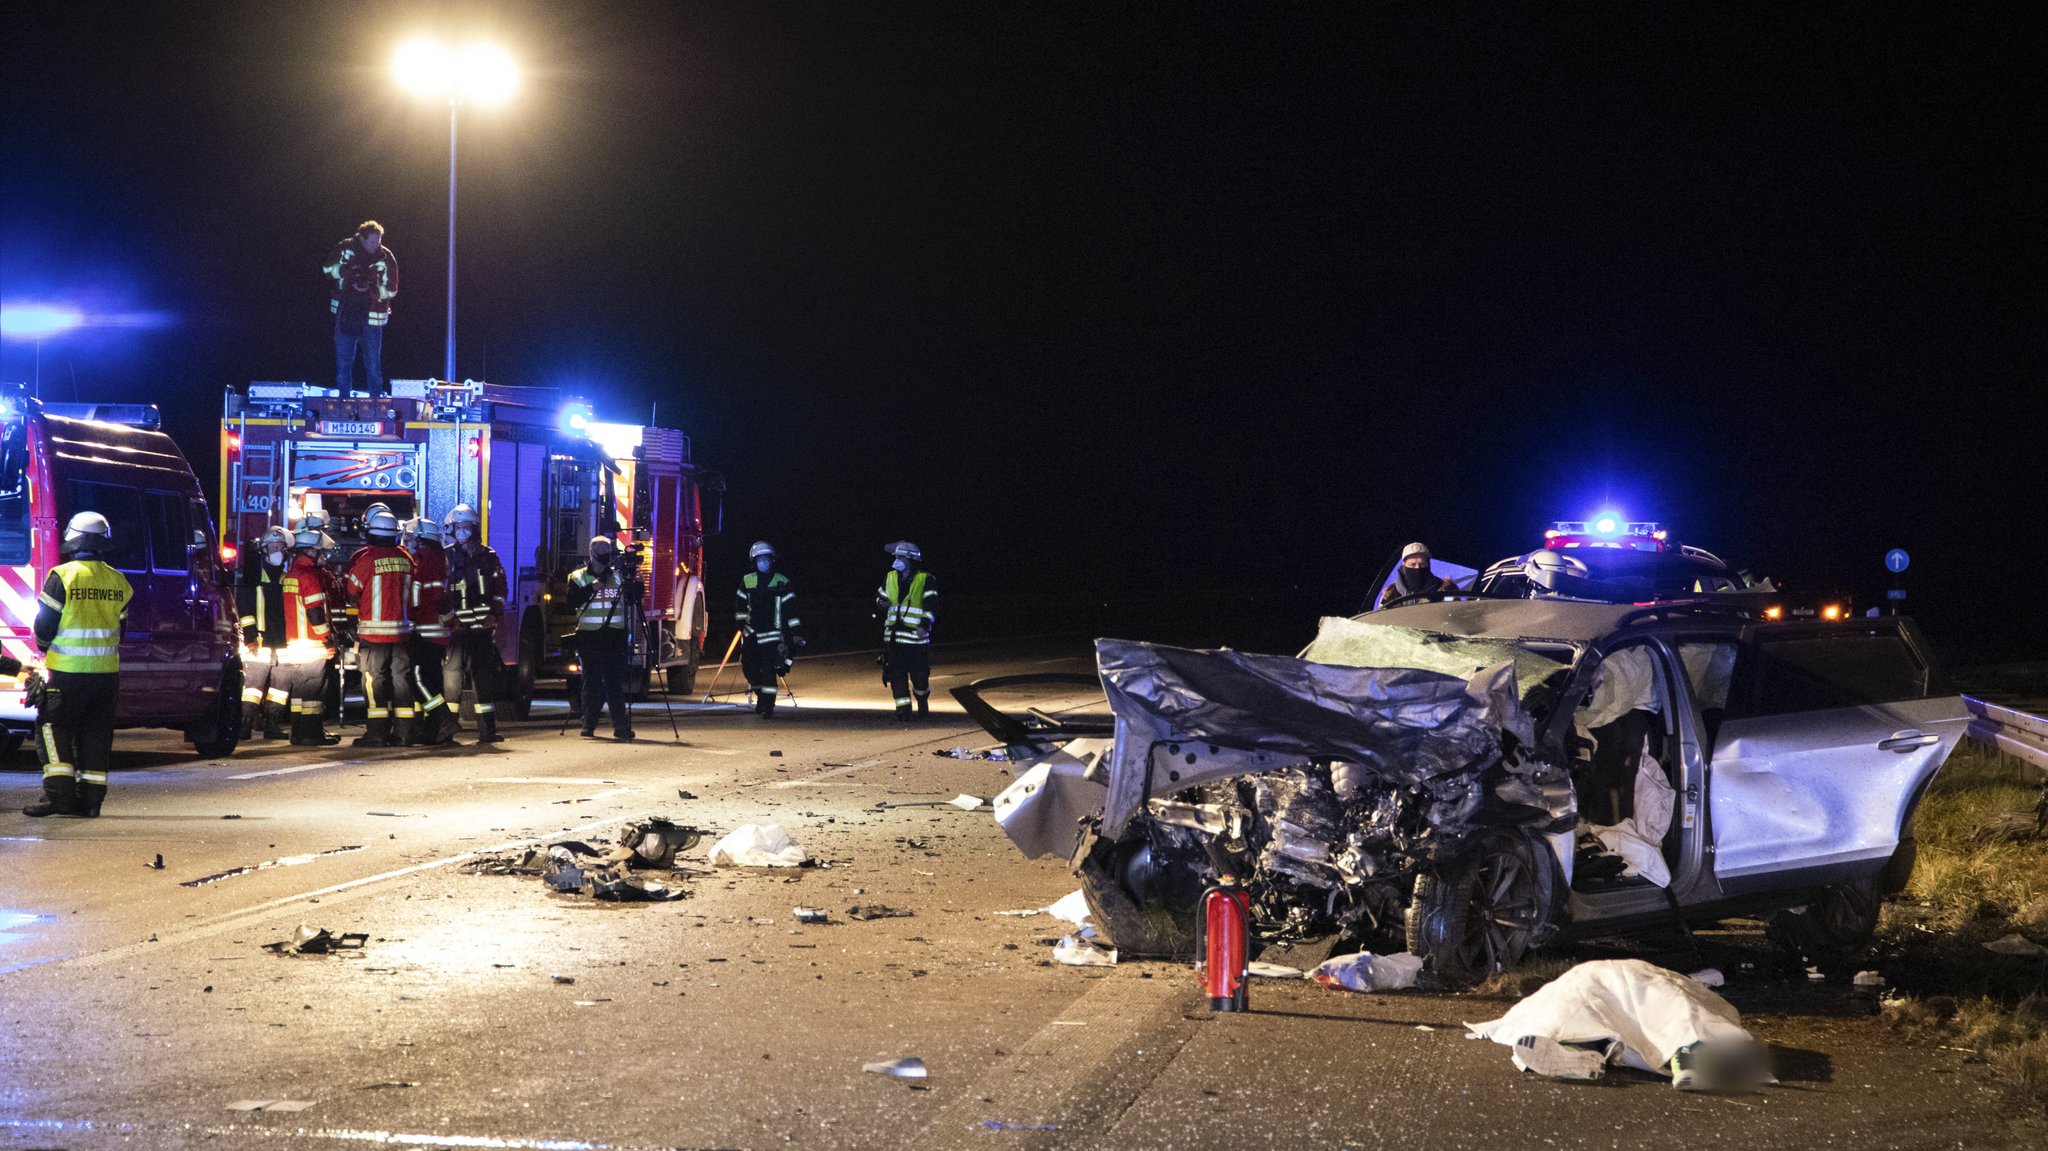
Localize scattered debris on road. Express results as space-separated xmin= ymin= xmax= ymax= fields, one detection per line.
xmin=551 ymin=974 xmax=575 ymax=984
xmin=1053 ymin=931 xmax=1116 ymax=966
xmin=846 ymin=904 xmax=913 ymax=921
xmin=982 ymin=1120 xmax=1059 ymax=1131
xmin=147 ymin=853 xmax=164 ymax=870
xmin=793 ymin=906 xmax=830 ymax=924
xmin=226 ymin=1099 xmax=316 ymax=1112
xmin=934 ymin=746 xmax=1009 ymax=761
xmin=862 ymin=1057 xmax=927 ymax=1079
xmin=1311 ymin=951 xmax=1422 ymax=992
xmin=1247 ymin=961 xmax=1306 ymax=979
xmin=707 ymin=822 xmax=809 ymax=867
xmin=871 ymin=794 xmax=987 ymax=811
xmin=263 ymin=925 xmax=368 ymax=956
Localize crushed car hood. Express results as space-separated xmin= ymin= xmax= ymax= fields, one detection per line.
xmin=1095 ymin=632 xmax=1541 ymax=838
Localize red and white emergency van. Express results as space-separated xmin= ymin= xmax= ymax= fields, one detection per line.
xmin=219 ymin=380 xmax=717 ymax=717
xmin=1 ymin=386 xmax=242 ymax=756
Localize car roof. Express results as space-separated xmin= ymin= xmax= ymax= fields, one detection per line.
xmin=1357 ymin=598 xmax=1642 ymax=644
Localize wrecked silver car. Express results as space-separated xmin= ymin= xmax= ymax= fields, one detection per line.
xmin=962 ymin=600 xmax=1969 ymax=986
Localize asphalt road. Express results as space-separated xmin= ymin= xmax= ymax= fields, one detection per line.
xmin=2 ymin=640 xmax=2039 ymax=1150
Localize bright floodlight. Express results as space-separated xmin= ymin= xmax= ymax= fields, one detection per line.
xmin=0 ymin=304 xmax=85 ymax=339
xmin=458 ymin=43 xmax=518 ymax=105
xmin=393 ymin=38 xmax=517 ymax=104
xmin=393 ymin=38 xmax=452 ymax=98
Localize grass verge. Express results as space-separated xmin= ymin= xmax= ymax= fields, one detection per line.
xmin=1879 ymin=741 xmax=2048 ymax=1116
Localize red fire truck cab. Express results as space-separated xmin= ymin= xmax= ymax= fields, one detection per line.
xmin=2 ymin=386 xmax=242 ymax=756
xmin=220 ymin=380 xmax=717 ymax=717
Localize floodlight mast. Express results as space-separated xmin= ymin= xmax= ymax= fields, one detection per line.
xmin=393 ymin=39 xmax=517 ymax=384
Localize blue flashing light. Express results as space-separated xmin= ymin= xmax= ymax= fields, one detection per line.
xmin=0 ymin=304 xmax=85 ymax=339
xmin=560 ymin=402 xmax=593 ymax=434
xmin=1592 ymin=514 xmax=1620 ymax=535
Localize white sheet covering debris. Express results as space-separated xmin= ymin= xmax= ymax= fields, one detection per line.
xmin=1466 ymin=959 xmax=1771 ymax=1086
xmin=706 ymin=823 xmax=809 ymax=868
xmin=1248 ymin=961 xmax=1307 ymax=979
xmin=1044 ymin=889 xmax=1093 ymax=926
xmin=1312 ymin=951 xmax=1424 ymax=992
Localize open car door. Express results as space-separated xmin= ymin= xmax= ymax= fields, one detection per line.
xmin=1706 ymin=619 xmax=1967 ymax=894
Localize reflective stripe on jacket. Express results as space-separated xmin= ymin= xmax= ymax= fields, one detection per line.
xmin=737 ymin=571 xmax=799 ymax=642
xmin=877 ymin=569 xmax=935 ymax=645
xmin=39 ymin=560 xmax=132 ymax=673
xmin=283 ymin=556 xmax=332 ymax=645
xmin=410 ymin=544 xmax=451 ymax=643
xmin=568 ymin=566 xmax=631 ymax=631
xmin=345 ymin=545 xmax=414 ymax=642
xmin=447 ymin=545 xmax=508 ymax=633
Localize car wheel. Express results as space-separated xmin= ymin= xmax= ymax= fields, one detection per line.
xmin=509 ymin=622 xmax=540 ymax=721
xmin=1766 ymin=877 xmax=1882 ymax=974
xmin=190 ymin=668 xmax=243 ymax=759
xmin=665 ymin=641 xmax=700 ymax=696
xmin=1407 ymin=829 xmax=1558 ymax=988
xmin=0 ymin=729 xmax=24 ymax=759
xmin=1073 ymin=826 xmax=1202 ymax=960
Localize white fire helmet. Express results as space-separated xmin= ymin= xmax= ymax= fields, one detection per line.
xmin=748 ymin=540 xmax=776 ymax=561
xmin=444 ymin=504 xmax=481 ymax=531
xmin=589 ymin=535 xmax=617 ymax=558
xmin=261 ymin=526 xmax=292 ymax=552
xmin=62 ymin=511 xmax=113 ymax=554
xmin=407 ymin=516 xmax=442 ymax=545
xmin=365 ymin=509 xmax=402 ymax=541
xmin=885 ymin=540 xmax=921 ymax=561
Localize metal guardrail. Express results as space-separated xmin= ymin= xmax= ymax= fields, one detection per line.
xmin=1964 ymin=696 xmax=2048 ymax=776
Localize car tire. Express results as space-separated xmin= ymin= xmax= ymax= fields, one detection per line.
xmin=1766 ymin=877 xmax=1882 ymax=974
xmin=1407 ymin=829 xmax=1558 ymax=988
xmin=189 ymin=667 xmax=243 ymax=759
xmin=0 ymin=729 xmax=25 ymax=759
xmin=509 ymin=621 xmax=540 ymax=721
xmin=1073 ymin=826 xmax=1201 ymax=960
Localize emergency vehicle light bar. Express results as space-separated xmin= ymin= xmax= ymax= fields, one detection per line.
xmin=1550 ymin=520 xmax=1661 ymax=538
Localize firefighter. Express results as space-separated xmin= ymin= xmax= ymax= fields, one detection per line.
xmin=737 ymin=541 xmax=804 ymax=718
xmin=343 ymin=508 xmax=415 ymax=747
xmin=285 ymin=523 xmax=340 ymax=746
xmin=325 ymin=220 xmax=399 ymax=397
xmin=876 ymin=540 xmax=937 ymax=720
xmin=442 ymin=504 xmax=508 ymax=744
xmin=237 ymin=526 xmax=295 ymax=740
xmin=567 ymin=535 xmax=639 ymax=741
xmin=24 ymin=512 xmax=133 ymax=818
xmin=404 ymin=516 xmax=456 ymax=745
xmin=1374 ymin=541 xmax=1459 ymax=610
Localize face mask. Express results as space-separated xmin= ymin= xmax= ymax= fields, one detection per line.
xmin=265 ymin=550 xmax=285 ymax=567
xmin=892 ymin=558 xmax=909 ymax=573
xmin=755 ymin=558 xmax=772 ymax=574
xmin=453 ymin=528 xmax=473 ymax=544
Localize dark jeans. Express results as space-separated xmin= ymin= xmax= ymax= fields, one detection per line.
xmin=335 ymin=318 xmax=386 ymax=395
xmin=444 ymin=631 xmax=503 ymax=714
xmin=579 ymin=630 xmax=632 ymax=735
xmin=882 ymin=642 xmax=931 ymax=712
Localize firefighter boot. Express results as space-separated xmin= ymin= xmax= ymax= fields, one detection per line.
xmin=263 ymin=702 xmax=289 ymax=741
xmin=353 ymin=717 xmax=393 ymax=748
xmin=242 ymin=702 xmax=264 ymax=741
xmin=75 ymin=781 xmax=106 ymax=818
xmin=478 ymin=711 xmax=502 ymax=744
xmin=23 ymin=774 xmax=76 ymax=818
xmin=916 ymin=693 xmax=930 ymax=719
xmin=435 ymin=707 xmax=463 ymax=745
xmin=394 ymin=717 xmax=419 ymax=748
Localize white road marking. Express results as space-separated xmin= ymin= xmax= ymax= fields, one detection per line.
xmin=226 ymin=763 xmax=334 ymax=780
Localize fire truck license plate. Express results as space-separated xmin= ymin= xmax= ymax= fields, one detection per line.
xmin=318 ymin=420 xmax=384 ymax=436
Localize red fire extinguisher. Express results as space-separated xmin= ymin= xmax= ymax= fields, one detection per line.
xmin=1199 ymin=873 xmax=1251 ymax=1012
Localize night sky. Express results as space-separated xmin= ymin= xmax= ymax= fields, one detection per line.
xmin=4 ymin=3 xmax=2042 ymax=659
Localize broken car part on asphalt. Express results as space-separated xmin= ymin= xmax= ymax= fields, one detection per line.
xmin=263 ymin=925 xmax=368 ymax=955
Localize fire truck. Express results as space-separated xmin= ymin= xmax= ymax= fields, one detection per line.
xmin=220 ymin=380 xmax=718 ymax=717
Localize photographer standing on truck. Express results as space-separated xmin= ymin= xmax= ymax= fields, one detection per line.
xmin=24 ymin=513 xmax=132 ymax=818
xmin=324 ymin=220 xmax=399 ymax=397
xmin=567 ymin=535 xmax=640 ymax=741
xmin=442 ymin=504 xmax=508 ymax=744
